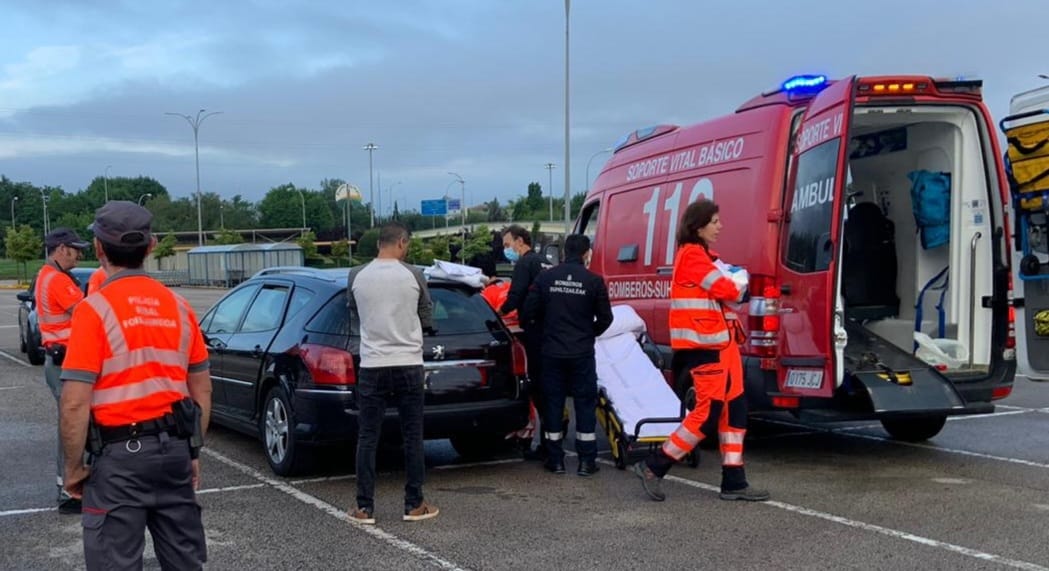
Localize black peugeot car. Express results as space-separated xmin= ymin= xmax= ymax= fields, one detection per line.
xmin=198 ymin=267 xmax=531 ymax=475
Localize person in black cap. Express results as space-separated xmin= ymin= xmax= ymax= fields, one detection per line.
xmin=60 ymin=201 xmax=212 ymax=570
xmin=33 ymin=227 xmax=90 ymax=514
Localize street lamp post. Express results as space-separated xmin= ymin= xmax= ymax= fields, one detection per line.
xmin=137 ymin=193 xmax=152 ymax=206
xmin=40 ymin=191 xmax=49 ymax=235
xmin=448 ymin=173 xmax=466 ymax=262
xmin=220 ymin=203 xmax=225 ymax=230
xmin=363 ymin=143 xmax=378 ymax=228
xmin=104 ymin=165 xmax=112 ymax=202
xmin=10 ymin=196 xmax=18 ymax=230
xmin=296 ymin=189 xmax=307 ymax=231
xmin=166 ymin=109 xmax=223 ymax=247
xmin=545 ymin=163 xmax=556 ymax=222
xmin=585 ymin=148 xmax=613 ymax=193
xmin=563 ymin=0 xmax=572 ymax=236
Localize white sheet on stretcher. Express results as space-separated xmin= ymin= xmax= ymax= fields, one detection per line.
xmin=595 ymin=305 xmax=682 ymax=439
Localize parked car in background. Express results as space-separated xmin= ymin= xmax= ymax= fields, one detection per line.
xmin=16 ymin=267 xmax=95 ymax=366
xmin=198 ymin=267 xmax=531 ymax=476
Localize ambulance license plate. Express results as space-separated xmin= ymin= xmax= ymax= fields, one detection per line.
xmin=785 ymin=369 xmax=824 ymax=389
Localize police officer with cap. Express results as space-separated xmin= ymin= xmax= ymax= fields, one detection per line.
xmin=59 ymin=201 xmax=212 ymax=570
xmin=35 ymin=227 xmax=91 ymax=514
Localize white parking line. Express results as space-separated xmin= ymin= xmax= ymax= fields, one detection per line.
xmin=0 ymin=507 xmax=56 ymax=517
xmin=0 ymin=349 xmax=31 ymax=367
xmin=203 ymin=448 xmax=469 ymax=571
xmin=609 ymin=459 xmax=1048 ymax=571
xmin=946 ymin=410 xmax=1031 ymax=421
xmin=758 ymin=417 xmax=1049 ymax=471
xmin=195 ymin=483 xmax=266 ymax=495
xmin=0 ymin=386 xmax=22 ymax=391
xmin=0 ymin=325 xmax=20 ymax=328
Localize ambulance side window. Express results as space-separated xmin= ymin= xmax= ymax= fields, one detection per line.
xmin=784 ymin=139 xmax=841 ymax=273
xmin=578 ymin=202 xmax=600 ymax=246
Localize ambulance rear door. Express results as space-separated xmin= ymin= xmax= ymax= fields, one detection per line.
xmin=776 ymin=77 xmax=857 ymax=398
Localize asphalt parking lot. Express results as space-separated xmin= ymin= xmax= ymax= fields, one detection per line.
xmin=1 ymin=286 xmax=1048 ymax=570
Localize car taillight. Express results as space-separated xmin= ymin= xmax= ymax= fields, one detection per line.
xmin=748 ymin=274 xmax=781 ymax=367
xmin=1006 ymin=273 xmax=1017 ymax=354
xmin=300 ymin=343 xmax=356 ymax=385
xmin=511 ymin=339 xmax=528 ymax=377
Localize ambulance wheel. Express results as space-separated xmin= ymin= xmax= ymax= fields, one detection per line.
xmin=261 ymin=386 xmax=311 ymax=476
xmin=880 ymin=415 xmax=947 ymax=442
xmin=614 ymin=440 xmax=628 ymax=470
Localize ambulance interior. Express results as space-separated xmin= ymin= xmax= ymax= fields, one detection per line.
xmin=840 ymin=105 xmax=995 ymax=373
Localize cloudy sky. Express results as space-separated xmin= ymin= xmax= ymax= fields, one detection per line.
xmin=2 ymin=0 xmax=1047 ymax=215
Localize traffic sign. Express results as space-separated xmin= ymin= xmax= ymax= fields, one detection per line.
xmin=446 ymin=199 xmax=461 ymax=212
xmin=421 ymin=199 xmax=447 ymax=216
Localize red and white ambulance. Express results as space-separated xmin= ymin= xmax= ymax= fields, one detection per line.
xmin=579 ymin=75 xmax=1016 ymax=440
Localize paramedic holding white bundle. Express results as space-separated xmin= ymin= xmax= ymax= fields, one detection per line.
xmin=633 ymin=200 xmax=769 ymax=502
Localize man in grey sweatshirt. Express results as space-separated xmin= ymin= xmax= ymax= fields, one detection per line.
xmin=346 ymin=222 xmax=438 ymax=524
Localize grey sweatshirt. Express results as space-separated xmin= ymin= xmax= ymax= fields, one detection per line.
xmin=346 ymin=259 xmax=434 ymax=368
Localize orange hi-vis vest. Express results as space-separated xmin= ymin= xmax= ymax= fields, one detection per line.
xmin=61 ymin=272 xmax=210 ymax=427
xmin=669 ymin=244 xmax=745 ymax=351
xmin=35 ymin=263 xmax=84 ymax=348
xmin=87 ymin=268 xmax=107 ymax=295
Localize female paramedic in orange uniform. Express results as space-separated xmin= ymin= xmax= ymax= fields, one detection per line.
xmin=633 ymin=200 xmax=769 ymax=502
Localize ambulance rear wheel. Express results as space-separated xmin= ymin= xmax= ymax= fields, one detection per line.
xmin=880 ymin=415 xmax=947 ymax=442
xmin=261 ymin=386 xmax=311 ymax=476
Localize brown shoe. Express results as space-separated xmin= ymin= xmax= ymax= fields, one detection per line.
xmin=403 ymin=501 xmax=439 ymax=522
xmin=349 ymin=507 xmax=375 ymax=525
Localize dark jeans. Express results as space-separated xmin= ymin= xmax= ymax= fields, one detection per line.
xmin=356 ymin=365 xmax=426 ymax=512
xmin=541 ymin=354 xmax=598 ymax=463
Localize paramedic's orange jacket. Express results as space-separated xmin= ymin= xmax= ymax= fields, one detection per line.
xmin=34 ymin=263 xmax=84 ymax=348
xmin=61 ymin=270 xmax=209 ymax=427
xmin=668 ymin=244 xmax=744 ymax=351
xmin=86 ymin=268 xmax=107 ymax=295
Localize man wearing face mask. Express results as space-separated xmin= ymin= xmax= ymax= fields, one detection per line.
xmin=522 ymin=234 xmax=613 ymax=476
xmin=499 ymin=225 xmax=551 ymax=459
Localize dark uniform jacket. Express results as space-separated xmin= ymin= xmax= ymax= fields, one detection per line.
xmin=522 ymin=260 xmax=613 ymax=359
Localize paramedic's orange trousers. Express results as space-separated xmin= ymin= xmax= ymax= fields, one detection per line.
xmin=662 ymin=342 xmax=746 ymax=466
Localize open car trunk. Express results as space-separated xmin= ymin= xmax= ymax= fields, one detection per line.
xmin=840 ymin=104 xmax=997 ymax=378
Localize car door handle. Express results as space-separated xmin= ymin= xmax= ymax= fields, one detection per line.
xmin=207 ymin=338 xmax=226 ymax=350
xmin=251 ymin=345 xmax=263 ymax=358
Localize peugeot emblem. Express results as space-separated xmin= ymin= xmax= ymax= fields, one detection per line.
xmin=431 ymin=345 xmax=445 ymax=361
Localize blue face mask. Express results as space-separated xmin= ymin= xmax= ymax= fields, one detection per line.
xmin=504 ymin=247 xmax=520 ymax=263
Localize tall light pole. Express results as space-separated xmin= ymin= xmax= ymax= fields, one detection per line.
xmin=40 ymin=190 xmax=49 ymax=235
xmin=448 ymin=173 xmax=465 ymax=227
xmin=563 ymin=0 xmax=572 ymax=236
xmin=166 ymin=109 xmax=223 ymax=247
xmin=296 ymin=189 xmax=307 ymax=231
xmin=545 ymin=163 xmax=556 ymax=222
xmin=103 ymin=165 xmax=112 ymax=202
xmin=220 ymin=203 xmax=225 ymax=230
xmin=386 ymin=181 xmax=402 ymax=218
xmin=363 ymin=143 xmax=378 ymax=228
xmin=585 ymin=148 xmax=613 ymax=193
xmin=137 ymin=193 xmax=152 ymax=206
xmin=10 ymin=196 xmax=18 ymax=230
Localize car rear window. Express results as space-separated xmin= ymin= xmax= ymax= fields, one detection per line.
xmin=305 ymin=287 xmax=495 ymax=337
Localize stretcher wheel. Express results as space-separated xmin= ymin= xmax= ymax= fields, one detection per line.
xmin=614 ymin=440 xmax=628 ymax=470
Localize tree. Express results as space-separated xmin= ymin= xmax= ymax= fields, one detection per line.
xmin=356 ymin=229 xmax=380 ymax=259
xmin=331 ymin=239 xmax=351 ymax=266
xmin=297 ymin=230 xmax=319 ymax=260
xmin=485 ymin=198 xmax=505 ymax=222
xmin=525 ymin=182 xmax=544 ymax=213
xmin=213 ymin=228 xmax=244 ymax=245
xmin=5 ymin=225 xmax=43 ymax=283
xmin=531 ymin=221 xmax=542 ymax=241
xmin=152 ymin=233 xmax=178 ymax=270
xmin=461 ymin=225 xmax=494 ymax=261
xmin=429 ymin=235 xmax=451 ymax=262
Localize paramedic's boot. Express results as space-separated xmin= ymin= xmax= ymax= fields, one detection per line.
xmin=632 ymin=462 xmax=666 ymax=502
xmin=718 ymin=466 xmax=769 ymax=502
xmin=577 ymin=460 xmax=599 ymax=477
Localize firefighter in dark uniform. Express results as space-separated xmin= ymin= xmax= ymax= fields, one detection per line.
xmin=58 ymin=202 xmax=212 ymax=570
xmin=499 ymin=225 xmax=552 ymax=458
xmin=523 ymin=234 xmax=613 ymax=476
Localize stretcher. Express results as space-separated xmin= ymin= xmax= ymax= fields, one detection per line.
xmin=595 ymin=305 xmax=697 ymax=469
xmin=1001 ymin=108 xmax=1049 ymax=281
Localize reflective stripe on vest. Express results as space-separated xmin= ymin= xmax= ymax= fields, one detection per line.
xmin=82 ymin=286 xmax=194 ymax=420
xmin=670 ymin=328 xmax=730 ymax=347
xmin=37 ymin=266 xmax=75 ymax=345
xmin=668 ymin=245 xmax=733 ymax=351
xmin=670 ymin=298 xmax=722 ymax=311
xmin=700 ymin=269 xmax=724 ymax=290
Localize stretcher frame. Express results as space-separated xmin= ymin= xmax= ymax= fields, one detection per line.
xmin=597 ymin=387 xmax=699 ymax=470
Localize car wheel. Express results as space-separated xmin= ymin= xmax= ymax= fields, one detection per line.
xmin=27 ymin=346 xmax=45 ymax=366
xmin=880 ymin=415 xmax=947 ymax=442
xmin=449 ymin=433 xmax=513 ymax=460
xmin=260 ymin=386 xmax=311 ymax=476
xmin=18 ymin=327 xmax=26 ymax=354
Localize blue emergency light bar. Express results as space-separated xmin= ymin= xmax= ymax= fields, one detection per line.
xmin=782 ymin=74 xmax=828 ymax=92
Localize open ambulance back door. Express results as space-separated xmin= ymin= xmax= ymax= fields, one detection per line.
xmin=1007 ymin=85 xmax=1049 ymax=381
xmin=776 ymin=77 xmax=856 ymax=399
